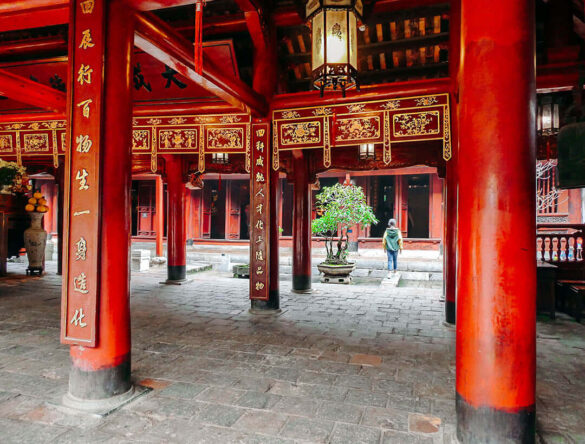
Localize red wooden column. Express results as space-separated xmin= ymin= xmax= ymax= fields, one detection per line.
xmin=56 ymin=164 xmax=64 ymax=275
xmin=456 ymin=0 xmax=536 ymax=442
xmin=292 ymin=152 xmax=312 ymax=293
xmin=444 ymin=0 xmax=460 ymax=325
xmin=155 ymin=175 xmax=164 ymax=257
xmin=249 ymin=120 xmax=279 ymax=311
xmin=165 ymin=155 xmax=187 ymax=283
xmin=61 ymin=0 xmax=135 ymax=405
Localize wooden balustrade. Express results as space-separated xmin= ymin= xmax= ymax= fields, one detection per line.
xmin=537 ymin=223 xmax=584 ymax=263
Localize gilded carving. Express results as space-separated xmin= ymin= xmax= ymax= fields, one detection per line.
xmin=335 ymin=117 xmax=380 ymax=141
xmin=281 ymin=110 xmax=301 ymax=119
xmin=346 ymin=104 xmax=366 ymax=113
xmin=23 ymin=134 xmax=50 ymax=153
xmin=280 ymin=121 xmax=321 ymax=145
xmin=381 ymin=100 xmax=401 ymax=110
xmin=312 ymin=107 xmax=333 ymax=116
xmin=0 ymin=135 xmax=13 ymax=152
xmin=132 ymin=130 xmax=150 ymax=151
xmin=415 ymin=96 xmax=438 ymax=106
xmin=169 ymin=117 xmax=186 ymax=125
xmin=206 ymin=128 xmax=244 ymax=150
xmin=393 ymin=111 xmax=440 ymax=137
xmin=220 ymin=115 xmax=241 ymax=124
xmin=159 ymin=129 xmax=197 ymax=150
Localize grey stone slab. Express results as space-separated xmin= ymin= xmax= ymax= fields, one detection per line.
xmin=361 ymin=406 xmax=410 ymax=431
xmin=329 ymin=423 xmax=381 ymax=444
xmin=345 ymin=389 xmax=388 ymax=407
xmin=233 ymin=409 xmax=288 ymax=435
xmin=280 ymin=416 xmax=334 ymax=443
xmin=235 ymin=391 xmax=282 ymax=410
xmin=158 ymin=382 xmax=207 ymax=399
xmin=271 ymin=396 xmax=321 ymax=417
xmin=316 ymin=401 xmax=364 ymax=424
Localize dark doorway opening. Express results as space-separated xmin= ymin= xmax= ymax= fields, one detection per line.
xmin=370 ymin=175 xmax=396 ymax=238
xmin=407 ymin=174 xmax=429 ymax=238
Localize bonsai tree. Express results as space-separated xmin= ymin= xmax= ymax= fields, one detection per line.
xmin=312 ymin=183 xmax=378 ymax=265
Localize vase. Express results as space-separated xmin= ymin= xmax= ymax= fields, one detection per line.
xmin=24 ymin=212 xmax=47 ymax=275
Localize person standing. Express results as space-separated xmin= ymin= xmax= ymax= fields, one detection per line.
xmin=383 ymin=219 xmax=403 ymax=275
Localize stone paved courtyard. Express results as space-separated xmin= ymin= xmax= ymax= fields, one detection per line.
xmin=0 ymin=262 xmax=584 ymax=443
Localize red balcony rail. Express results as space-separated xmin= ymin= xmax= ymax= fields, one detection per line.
xmin=537 ymin=223 xmax=584 ymax=263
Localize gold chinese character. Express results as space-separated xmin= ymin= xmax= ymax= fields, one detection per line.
xmin=75 ymin=237 xmax=87 ymax=261
xmin=256 ymin=251 xmax=264 ymax=261
xmin=76 ymin=169 xmax=89 ymax=190
xmin=256 ymin=203 xmax=263 ymax=214
xmin=76 ymin=99 xmax=92 ymax=118
xmin=256 ymin=266 xmax=264 ymax=275
xmin=80 ymin=0 xmax=95 ymax=14
xmin=77 ymin=64 xmax=93 ymax=85
xmin=256 ymin=129 xmax=265 ymax=137
xmin=255 ymin=189 xmax=265 ymax=199
xmin=73 ymin=272 xmax=89 ymax=294
xmin=256 ymin=156 xmax=264 ymax=167
xmin=73 ymin=210 xmax=90 ymax=216
xmin=256 ymin=141 xmax=264 ymax=152
xmin=256 ymin=172 xmax=265 ymax=183
xmin=79 ymin=29 xmax=95 ymax=49
xmin=70 ymin=308 xmax=87 ymax=327
xmin=255 ymin=282 xmax=265 ymax=290
xmin=76 ymin=134 xmax=92 ymax=153
xmin=255 ymin=220 xmax=264 ymax=230
xmin=256 ymin=236 xmax=263 ymax=244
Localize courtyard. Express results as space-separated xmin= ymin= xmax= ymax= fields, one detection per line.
xmin=0 ymin=263 xmax=582 ymax=443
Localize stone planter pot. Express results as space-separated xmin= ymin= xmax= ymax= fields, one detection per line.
xmin=24 ymin=212 xmax=47 ymax=276
xmin=317 ymin=262 xmax=356 ymax=284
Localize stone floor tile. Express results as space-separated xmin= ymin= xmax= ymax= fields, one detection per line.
xmin=345 ymin=389 xmax=388 ymax=407
xmin=235 ymin=391 xmax=282 ymax=410
xmin=408 ymin=413 xmax=442 ymax=434
xmin=195 ymin=386 xmax=245 ymax=404
xmin=329 ymin=423 xmax=381 ymax=444
xmin=158 ymin=381 xmax=207 ymax=399
xmin=271 ymin=396 xmax=321 ymax=417
xmin=382 ymin=429 xmax=435 ymax=443
xmin=193 ymin=402 xmax=245 ymax=427
xmin=233 ymin=409 xmax=288 ymax=435
xmin=361 ymin=406 xmax=410 ymax=431
xmin=279 ymin=416 xmax=334 ymax=443
xmin=316 ymin=401 xmax=364 ymax=424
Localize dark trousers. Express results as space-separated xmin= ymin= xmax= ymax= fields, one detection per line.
xmin=387 ymin=249 xmax=398 ymax=270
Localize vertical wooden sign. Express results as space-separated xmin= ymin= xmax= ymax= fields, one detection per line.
xmin=250 ymin=122 xmax=270 ymax=300
xmin=61 ymin=0 xmax=105 ymax=346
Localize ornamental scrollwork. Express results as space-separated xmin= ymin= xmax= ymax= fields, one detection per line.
xmin=281 ymin=110 xmax=301 ymax=119
xmin=381 ymin=100 xmax=401 ymax=110
xmin=393 ymin=111 xmax=440 ymax=137
xmin=207 ymin=128 xmax=244 ymax=150
xmin=312 ymin=107 xmax=332 ymax=116
xmin=169 ymin=117 xmax=187 ymax=125
xmin=415 ymin=96 xmax=438 ymax=106
xmin=132 ymin=130 xmax=150 ymax=151
xmin=0 ymin=135 xmax=13 ymax=152
xmin=346 ymin=104 xmax=366 ymax=113
xmin=281 ymin=122 xmax=321 ymax=145
xmin=159 ymin=129 xmax=197 ymax=149
xmin=336 ymin=117 xmax=380 ymax=141
xmin=219 ymin=115 xmax=241 ymax=124
xmin=23 ymin=134 xmax=50 ymax=152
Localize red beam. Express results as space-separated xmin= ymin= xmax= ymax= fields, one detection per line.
xmin=134 ymin=11 xmax=268 ymax=116
xmin=271 ymin=78 xmax=451 ymax=110
xmin=0 ymin=36 xmax=67 ymax=57
xmin=0 ymin=69 xmax=66 ymax=113
xmin=372 ymin=0 xmax=448 ymax=14
xmin=0 ymin=1 xmax=68 ymax=33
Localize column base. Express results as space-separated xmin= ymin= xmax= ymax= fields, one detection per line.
xmin=167 ymin=265 xmax=186 ymax=281
xmin=160 ymin=278 xmax=192 ymax=285
xmin=250 ymin=293 xmax=280 ymax=313
xmin=292 ymin=274 xmax=312 ymax=293
xmin=445 ymin=300 xmax=456 ymax=324
xmin=61 ymin=385 xmax=150 ymax=417
xmin=456 ymin=393 xmax=535 ymax=444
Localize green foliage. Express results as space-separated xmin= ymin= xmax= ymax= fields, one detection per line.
xmin=312 ymin=183 xmax=378 ymax=265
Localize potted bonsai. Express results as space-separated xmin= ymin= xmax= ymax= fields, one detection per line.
xmin=312 ymin=183 xmax=377 ymax=284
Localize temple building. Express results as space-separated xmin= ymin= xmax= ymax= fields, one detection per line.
xmin=0 ymin=0 xmax=585 ymax=443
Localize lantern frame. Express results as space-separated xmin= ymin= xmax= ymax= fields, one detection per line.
xmin=306 ymin=0 xmax=363 ymax=96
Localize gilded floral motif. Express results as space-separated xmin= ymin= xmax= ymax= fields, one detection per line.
xmin=281 ymin=110 xmax=301 ymax=119
xmin=169 ymin=117 xmax=187 ymax=125
xmin=220 ymin=115 xmax=241 ymax=124
xmin=381 ymin=100 xmax=401 ymax=110
xmin=393 ymin=111 xmax=440 ymax=137
xmin=346 ymin=104 xmax=366 ymax=113
xmin=207 ymin=128 xmax=244 ymax=150
xmin=312 ymin=107 xmax=332 ymax=116
xmin=146 ymin=118 xmax=162 ymax=125
xmin=132 ymin=130 xmax=150 ymax=151
xmin=336 ymin=117 xmax=380 ymax=141
xmin=23 ymin=134 xmax=49 ymax=152
xmin=280 ymin=122 xmax=321 ymax=145
xmin=159 ymin=129 xmax=197 ymax=149
xmin=415 ymin=96 xmax=438 ymax=106
xmin=0 ymin=135 xmax=13 ymax=152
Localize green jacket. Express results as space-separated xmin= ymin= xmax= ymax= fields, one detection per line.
xmin=383 ymin=227 xmax=403 ymax=252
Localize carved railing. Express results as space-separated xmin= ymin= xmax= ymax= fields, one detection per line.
xmin=537 ymin=224 xmax=584 ymax=263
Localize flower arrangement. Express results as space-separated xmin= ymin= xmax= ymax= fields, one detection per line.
xmin=0 ymin=158 xmax=30 ymax=194
xmin=25 ymin=191 xmax=49 ymax=213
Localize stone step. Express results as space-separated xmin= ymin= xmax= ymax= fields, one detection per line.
xmin=186 ymin=263 xmax=213 ymax=274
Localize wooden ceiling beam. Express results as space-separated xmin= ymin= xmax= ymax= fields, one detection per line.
xmin=134 ymin=11 xmax=268 ymax=116
xmin=0 ymin=68 xmax=65 ymax=114
xmin=0 ymin=1 xmax=68 ymax=33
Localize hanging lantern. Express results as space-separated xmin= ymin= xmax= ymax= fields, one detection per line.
xmin=359 ymin=143 xmax=375 ymax=160
xmin=537 ymin=95 xmax=560 ymax=136
xmin=306 ymin=0 xmax=363 ymax=96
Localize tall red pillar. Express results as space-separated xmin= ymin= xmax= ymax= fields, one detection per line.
xmin=64 ymin=0 xmax=134 ymax=403
xmin=155 ymin=175 xmax=164 ymax=257
xmin=56 ymin=165 xmax=64 ymax=275
xmin=165 ymin=156 xmax=187 ymax=282
xmin=444 ymin=0 xmax=460 ymax=325
xmin=456 ymin=0 xmax=536 ymax=442
xmin=292 ymin=153 xmax=312 ymax=293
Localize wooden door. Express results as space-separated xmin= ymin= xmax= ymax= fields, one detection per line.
xmin=226 ymin=180 xmax=241 ymax=239
xmin=137 ymin=180 xmax=156 ymax=237
xmin=201 ymin=184 xmax=212 ymax=238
